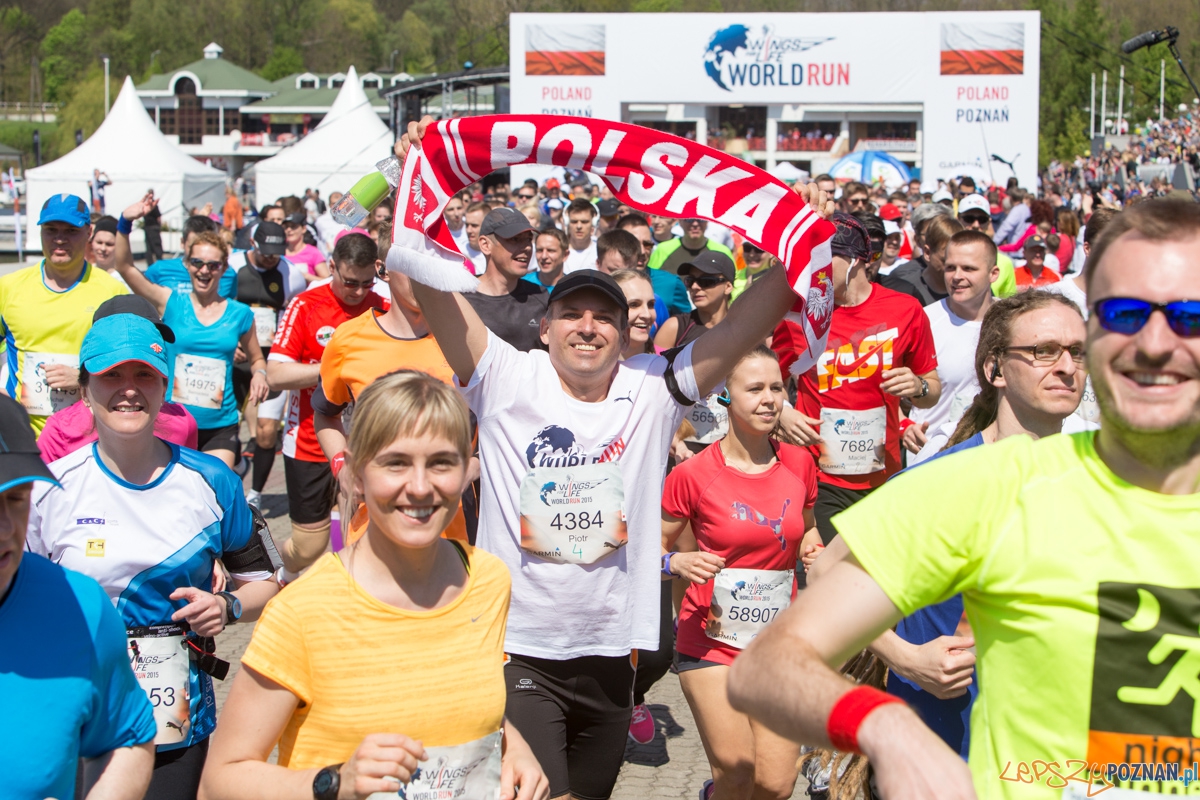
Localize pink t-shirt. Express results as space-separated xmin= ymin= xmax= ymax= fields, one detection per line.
xmin=38 ymin=400 xmax=200 ymax=463
xmin=288 ymin=244 xmax=327 ymax=276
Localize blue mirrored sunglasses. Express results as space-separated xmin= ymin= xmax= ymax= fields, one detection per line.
xmin=1092 ymin=297 xmax=1200 ymax=338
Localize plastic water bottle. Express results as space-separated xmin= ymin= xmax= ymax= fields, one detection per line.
xmin=331 ymin=156 xmax=402 ymax=227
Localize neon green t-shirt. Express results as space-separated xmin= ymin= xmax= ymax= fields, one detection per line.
xmin=991 ymin=252 xmax=1018 ymax=299
xmin=0 ymin=261 xmax=127 ymax=433
xmin=836 ymin=432 xmax=1200 ymax=798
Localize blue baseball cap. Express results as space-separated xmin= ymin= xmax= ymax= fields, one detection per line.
xmin=79 ymin=315 xmax=169 ymax=378
xmin=38 ymin=193 xmax=91 ymax=227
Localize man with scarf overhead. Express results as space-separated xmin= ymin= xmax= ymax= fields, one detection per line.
xmin=386 ymin=114 xmax=836 ymax=800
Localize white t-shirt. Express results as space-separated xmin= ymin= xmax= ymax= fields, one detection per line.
xmin=466 ymin=245 xmax=487 ymax=276
xmin=449 ymin=224 xmax=469 ymax=251
xmin=462 ymin=332 xmax=696 ymax=659
xmin=563 ymin=241 xmax=597 ymax=274
xmin=909 ymin=300 xmax=981 ymax=466
xmin=313 ymin=212 xmax=342 ymax=254
xmin=877 ymin=258 xmax=908 ymax=277
xmin=1044 ymin=277 xmax=1100 ymax=431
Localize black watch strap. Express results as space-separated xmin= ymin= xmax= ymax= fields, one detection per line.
xmin=216 ymin=591 xmax=236 ymax=625
xmin=313 ymin=763 xmax=342 ymax=800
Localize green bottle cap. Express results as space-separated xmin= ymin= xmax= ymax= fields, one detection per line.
xmin=348 ymin=171 xmax=391 ymax=213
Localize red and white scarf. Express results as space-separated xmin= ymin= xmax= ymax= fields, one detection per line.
xmin=388 ymin=115 xmax=836 ymax=373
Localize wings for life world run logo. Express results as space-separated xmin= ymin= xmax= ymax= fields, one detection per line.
xmin=703 ymin=24 xmax=842 ymax=91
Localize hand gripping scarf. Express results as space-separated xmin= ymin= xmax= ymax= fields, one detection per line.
xmin=388 ymin=115 xmax=836 ymax=374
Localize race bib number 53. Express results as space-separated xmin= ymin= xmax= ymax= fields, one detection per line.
xmin=519 ymin=461 xmax=628 ymax=564
xmin=127 ymin=624 xmax=191 ymax=745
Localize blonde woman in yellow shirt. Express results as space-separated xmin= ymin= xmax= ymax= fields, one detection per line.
xmin=200 ymin=370 xmax=549 ymax=800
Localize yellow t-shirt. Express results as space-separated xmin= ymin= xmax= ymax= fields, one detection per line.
xmin=836 ymin=432 xmax=1200 ymax=799
xmin=0 ymin=261 xmax=127 ymax=432
xmin=240 ymin=546 xmax=509 ymax=769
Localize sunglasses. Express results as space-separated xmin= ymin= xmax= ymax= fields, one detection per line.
xmin=960 ymin=213 xmax=990 ymax=227
xmin=336 ymin=270 xmax=376 ymax=290
xmin=517 ymin=193 xmax=536 ymax=200
xmin=682 ymin=275 xmax=727 ymax=289
xmin=1093 ymin=297 xmax=1200 ymax=337
xmin=846 ymin=197 xmax=869 ymax=206
xmin=742 ymin=247 xmax=765 ymax=261
xmin=1006 ymin=342 xmax=1086 ymax=364
xmin=188 ymin=258 xmax=224 ymax=272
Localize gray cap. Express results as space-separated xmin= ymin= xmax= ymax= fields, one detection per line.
xmin=678 ymin=251 xmax=736 ymax=282
xmin=480 ymin=207 xmax=534 ymax=238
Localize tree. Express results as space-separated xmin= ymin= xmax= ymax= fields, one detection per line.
xmin=53 ymin=66 xmax=117 ymax=155
xmin=260 ymin=45 xmax=305 ymax=81
xmin=40 ymin=8 xmax=92 ymax=103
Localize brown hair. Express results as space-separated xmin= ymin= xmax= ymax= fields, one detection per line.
xmin=186 ymin=230 xmax=230 ymax=263
xmin=596 ymin=229 xmax=640 ymax=269
xmin=1083 ymin=206 xmax=1118 ymax=249
xmin=1055 ymin=207 xmax=1080 ymax=240
xmin=947 ymin=229 xmax=997 ymax=266
xmin=944 ymin=290 xmax=1084 ymax=448
xmin=537 ymin=227 xmax=569 ymax=251
xmin=922 ymin=215 xmax=964 ymax=257
xmin=1085 ymin=200 xmax=1200 ymax=293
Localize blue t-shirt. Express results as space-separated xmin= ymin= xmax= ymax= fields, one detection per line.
xmin=0 ymin=554 xmax=156 ymax=798
xmin=886 ymin=432 xmax=984 ymax=758
xmin=521 ymin=272 xmax=557 ymax=294
xmin=163 ymin=292 xmax=254 ymax=429
xmin=145 ymin=257 xmax=238 ymax=300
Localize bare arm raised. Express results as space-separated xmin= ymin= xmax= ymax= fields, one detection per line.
xmin=115 ymin=193 xmax=172 ymax=316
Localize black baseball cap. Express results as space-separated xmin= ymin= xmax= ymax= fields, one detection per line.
xmin=282 ymin=212 xmax=307 ymax=227
xmin=1023 ymin=235 xmax=1048 ymax=250
xmin=597 ymin=198 xmax=620 ymax=218
xmin=678 ymin=251 xmax=736 ymax=282
xmin=480 ymin=207 xmax=534 ymax=238
xmin=93 ymin=295 xmax=175 ymax=343
xmin=0 ymin=394 xmax=58 ymax=488
xmin=254 ymin=221 xmax=287 ymax=256
xmin=549 ymin=269 xmax=630 ymax=312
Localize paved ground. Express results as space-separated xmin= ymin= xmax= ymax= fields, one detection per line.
xmin=213 ymin=450 xmax=809 ymax=798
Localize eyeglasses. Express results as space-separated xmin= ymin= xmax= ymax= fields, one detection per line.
xmin=336 ymin=271 xmax=376 ymax=290
xmin=846 ymin=197 xmax=869 ymax=207
xmin=1005 ymin=342 xmax=1086 ymax=364
xmin=188 ymin=258 xmax=224 ymax=272
xmin=682 ymin=275 xmax=727 ymax=289
xmin=1092 ymin=297 xmax=1200 ymax=337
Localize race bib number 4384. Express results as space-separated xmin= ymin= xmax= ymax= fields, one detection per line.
xmin=519 ymin=461 xmax=628 ymax=564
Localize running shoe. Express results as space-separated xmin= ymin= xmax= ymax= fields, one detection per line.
xmin=246 ymin=489 xmax=261 ymax=512
xmin=628 ymin=702 xmax=655 ymax=744
xmin=699 ymin=779 xmax=714 ymax=800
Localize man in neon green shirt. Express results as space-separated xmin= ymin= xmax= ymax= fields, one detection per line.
xmin=728 ymin=199 xmax=1200 ymax=799
xmin=646 ymin=218 xmax=733 ymax=275
xmin=0 ymin=194 xmax=126 ymax=433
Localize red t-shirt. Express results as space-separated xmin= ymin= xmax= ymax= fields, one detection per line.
xmin=663 ymin=441 xmax=818 ymax=666
xmin=1013 ymin=265 xmax=1061 ymax=288
xmin=270 ymin=284 xmax=385 ymax=462
xmin=773 ymin=284 xmax=937 ymax=491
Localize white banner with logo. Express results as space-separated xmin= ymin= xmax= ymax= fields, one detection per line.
xmin=510 ymin=11 xmax=1039 ymax=190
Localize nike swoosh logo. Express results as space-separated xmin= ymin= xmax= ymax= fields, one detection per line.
xmin=832 ymin=340 xmax=888 ymax=378
xmin=471 ymin=615 xmax=481 ymax=622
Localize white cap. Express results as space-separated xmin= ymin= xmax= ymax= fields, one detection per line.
xmin=932 ymin=188 xmax=954 ymax=204
xmin=957 ymin=194 xmax=991 ymax=216
xmin=883 ymin=220 xmax=902 ymax=237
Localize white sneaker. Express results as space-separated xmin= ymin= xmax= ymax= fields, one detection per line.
xmin=246 ymin=490 xmax=261 ymax=511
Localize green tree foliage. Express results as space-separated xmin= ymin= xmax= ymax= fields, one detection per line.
xmin=39 ymin=8 xmax=90 ymax=102
xmin=52 ymin=66 xmax=117 ymax=154
xmin=260 ymin=45 xmax=305 ymax=81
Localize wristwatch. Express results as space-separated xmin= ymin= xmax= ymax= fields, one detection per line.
xmin=916 ymin=378 xmax=929 ymax=399
xmin=313 ymin=764 xmax=342 ymax=800
xmin=216 ymin=591 xmax=242 ymax=626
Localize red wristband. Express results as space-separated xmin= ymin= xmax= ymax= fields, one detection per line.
xmin=826 ymin=685 xmax=904 ymax=754
xmin=330 ymin=452 xmax=345 ymax=478
xmin=898 ymin=418 xmax=915 ymax=435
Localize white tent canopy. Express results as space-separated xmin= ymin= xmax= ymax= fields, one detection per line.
xmin=25 ymin=76 xmax=225 ymax=248
xmin=253 ymin=66 xmax=393 ymax=205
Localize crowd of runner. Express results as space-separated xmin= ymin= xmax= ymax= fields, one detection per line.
xmin=5 ymin=106 xmax=1200 ymax=800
